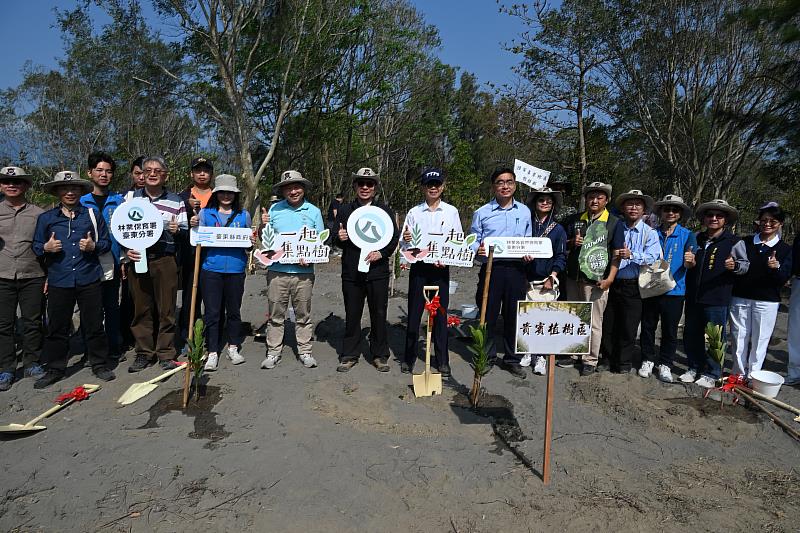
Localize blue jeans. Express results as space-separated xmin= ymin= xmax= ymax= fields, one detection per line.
xmin=683 ymin=303 xmax=728 ymax=379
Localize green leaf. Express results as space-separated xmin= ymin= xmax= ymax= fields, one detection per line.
xmin=319 ymin=229 xmax=330 ymax=243
xmin=465 ymin=234 xmax=477 ymax=246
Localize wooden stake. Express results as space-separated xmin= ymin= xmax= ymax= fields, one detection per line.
xmin=182 ymin=244 xmax=202 ymax=409
xmin=478 ymin=246 xmax=495 ymax=325
xmin=734 ymin=388 xmax=800 ymax=442
xmin=542 ymin=353 xmax=555 ymax=484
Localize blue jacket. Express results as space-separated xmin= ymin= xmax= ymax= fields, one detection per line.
xmin=527 ymin=216 xmax=567 ymax=280
xmin=656 ymin=223 xmax=697 ymax=296
xmin=33 ymin=204 xmax=111 ymax=288
xmin=80 ymin=191 xmax=125 ymax=266
xmin=198 ymin=208 xmax=252 ymax=274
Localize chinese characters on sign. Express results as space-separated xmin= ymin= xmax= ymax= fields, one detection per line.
xmin=484 ymin=237 xmax=553 ymax=259
xmin=515 ymin=301 xmax=593 ymax=355
xmin=514 ymin=158 xmax=551 ymax=190
xmin=401 ymin=226 xmax=477 ymax=267
xmin=190 ymin=227 xmax=253 ymax=248
xmin=117 ymin=221 xmax=160 ymax=241
xmin=255 ymin=225 xmax=330 ymax=266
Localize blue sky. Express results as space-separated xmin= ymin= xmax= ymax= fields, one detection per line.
xmin=0 ymin=1 xmax=530 ymax=91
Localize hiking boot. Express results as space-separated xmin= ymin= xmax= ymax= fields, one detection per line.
xmin=226 ymin=346 xmax=245 ymax=365
xmin=373 ymin=359 xmax=390 ymax=373
xmin=299 ymin=353 xmax=317 ymax=368
xmin=337 ymin=360 xmax=357 ymax=373
xmin=128 ymin=355 xmax=153 ymax=373
xmin=261 ymin=354 xmax=281 ymax=369
xmin=519 ymin=354 xmax=532 ymax=367
xmin=656 ymin=364 xmax=673 ymax=383
xmin=160 ymin=359 xmax=180 ymax=371
xmin=533 ymin=356 xmax=547 ymax=376
xmin=785 ymin=376 xmax=800 ymax=386
xmin=0 ymin=372 xmax=13 ymax=391
xmin=24 ymin=364 xmax=46 ymax=379
xmin=556 ymin=356 xmax=576 ymax=368
xmin=205 ymin=352 xmax=219 ymax=371
xmin=506 ymin=364 xmax=527 ymax=379
xmin=678 ymin=369 xmax=697 ymax=383
xmin=580 ymin=364 xmax=596 ymax=377
xmin=638 ymin=360 xmax=654 ymax=378
xmin=400 ymin=362 xmax=412 ymax=374
xmin=438 ymin=363 xmax=451 ymax=377
xmin=34 ymin=370 xmax=64 ymax=389
xmin=694 ymin=375 xmax=716 ymax=389
xmin=92 ymin=367 xmax=116 ymax=382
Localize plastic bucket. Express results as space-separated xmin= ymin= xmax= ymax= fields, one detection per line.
xmin=449 ymin=280 xmax=459 ymax=295
xmin=749 ymin=370 xmax=784 ymax=399
xmin=461 ymin=304 xmax=478 ymax=319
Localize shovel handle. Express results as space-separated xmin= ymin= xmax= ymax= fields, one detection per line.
xmin=26 ymin=384 xmax=101 ymax=427
xmin=146 ymin=362 xmax=188 ymax=384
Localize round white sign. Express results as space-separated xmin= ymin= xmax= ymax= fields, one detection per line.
xmin=110 ymin=198 xmax=164 ymax=250
xmin=347 ymin=205 xmax=394 ymax=272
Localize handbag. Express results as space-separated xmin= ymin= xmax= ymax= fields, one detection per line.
xmin=638 ymin=226 xmax=675 ymax=298
xmin=88 ymin=207 xmax=115 ymax=282
xmin=527 ymin=276 xmax=560 ymax=302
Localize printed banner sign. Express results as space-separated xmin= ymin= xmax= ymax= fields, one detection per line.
xmin=516 ymin=301 xmax=593 ymax=355
xmin=346 ymin=205 xmax=394 ymax=272
xmin=514 ymin=158 xmax=551 ymax=190
xmin=109 ymin=199 xmax=164 ymax=250
xmin=190 ymin=227 xmax=253 ymax=248
xmin=578 ymin=221 xmax=608 ymax=281
xmin=401 ymin=225 xmax=476 ymax=267
xmin=484 ymin=237 xmax=553 ymax=259
xmin=254 ymin=225 xmax=330 ymax=266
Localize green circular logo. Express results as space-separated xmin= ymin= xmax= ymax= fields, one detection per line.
xmin=128 ymin=207 xmax=144 ymax=222
xmin=354 ymin=215 xmax=386 ymax=244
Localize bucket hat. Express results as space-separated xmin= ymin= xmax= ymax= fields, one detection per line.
xmin=273 ymin=170 xmax=312 ymax=195
xmin=615 ymin=189 xmax=655 ymax=212
xmin=526 ymin=187 xmax=563 ymax=213
xmin=42 ymin=171 xmax=92 ymax=195
xmin=352 ymin=167 xmax=380 ymax=187
xmin=654 ymin=194 xmax=691 ymax=220
xmin=696 ymin=199 xmax=738 ymax=225
xmin=211 ymin=174 xmax=241 ymax=194
xmin=582 ymin=181 xmax=612 ymax=198
xmin=0 ymin=166 xmax=33 ymax=186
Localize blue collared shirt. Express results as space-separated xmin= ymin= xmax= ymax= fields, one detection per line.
xmin=33 ymin=204 xmax=111 ymax=288
xmin=267 ymin=199 xmax=325 ymax=275
xmin=469 ymin=198 xmax=532 ymax=262
xmin=616 ymin=218 xmax=661 ymax=279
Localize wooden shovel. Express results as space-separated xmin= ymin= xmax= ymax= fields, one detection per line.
xmin=413 ymin=285 xmax=444 ymax=397
xmin=182 ymin=242 xmax=203 ymax=409
xmin=0 ymin=384 xmax=101 ymax=434
xmin=117 ymin=361 xmax=188 ymax=405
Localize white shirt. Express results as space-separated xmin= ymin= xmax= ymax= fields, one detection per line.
xmin=401 ymin=200 xmax=463 ymax=250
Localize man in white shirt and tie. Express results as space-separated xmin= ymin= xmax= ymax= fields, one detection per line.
xmin=400 ymin=168 xmax=462 ymax=376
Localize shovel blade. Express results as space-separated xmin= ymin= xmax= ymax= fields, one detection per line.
xmin=413 ymin=372 xmax=443 ymax=398
xmin=117 ymin=383 xmax=158 ymax=405
xmin=0 ymin=423 xmax=47 ymax=434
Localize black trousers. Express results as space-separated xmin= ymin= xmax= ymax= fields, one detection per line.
xmin=119 ymin=275 xmax=135 ymax=348
xmin=602 ymin=278 xmax=642 ymax=372
xmin=475 ymin=262 xmax=527 ymax=366
xmin=0 ymin=277 xmax=45 ymax=374
xmin=404 ymin=263 xmax=449 ymax=368
xmin=44 ymin=281 xmax=109 ymax=373
xmin=200 ymin=270 xmax=245 ymax=353
xmin=640 ymin=294 xmax=684 ymax=368
xmin=341 ymin=276 xmax=389 ymax=362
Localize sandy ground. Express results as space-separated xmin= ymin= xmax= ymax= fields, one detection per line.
xmin=2 ymin=259 xmax=799 ymax=532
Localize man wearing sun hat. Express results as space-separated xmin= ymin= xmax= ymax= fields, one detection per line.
xmin=682 ymin=198 xmax=749 ymax=388
xmin=0 ymin=167 xmax=47 ymax=391
xmin=600 ymin=189 xmax=661 ymax=374
xmin=638 ymin=195 xmax=697 ymax=383
xmin=32 ymin=171 xmax=115 ymax=388
xmin=261 ymin=170 xmax=325 ymax=371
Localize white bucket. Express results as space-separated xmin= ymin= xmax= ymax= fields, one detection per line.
xmin=461 ymin=304 xmax=478 ymax=319
xmin=749 ymin=370 xmax=784 ymax=399
xmin=449 ymin=280 xmax=459 ymax=295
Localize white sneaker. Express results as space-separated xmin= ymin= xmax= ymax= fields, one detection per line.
xmin=520 ymin=354 xmax=532 ymax=367
xmin=533 ymin=356 xmax=547 ymax=375
xmin=638 ymin=360 xmax=654 ymax=378
xmin=226 ymin=345 xmax=245 ymax=365
xmin=204 ymin=352 xmax=219 ymax=371
xmin=299 ymin=353 xmax=317 ymax=368
xmin=656 ymin=364 xmax=673 ymax=383
xmin=694 ymin=375 xmax=716 ymax=389
xmin=261 ymin=354 xmax=281 ymax=369
xmin=678 ymin=369 xmax=697 ymax=383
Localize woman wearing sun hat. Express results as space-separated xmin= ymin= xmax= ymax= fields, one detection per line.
xmin=190 ymin=174 xmax=256 ymax=371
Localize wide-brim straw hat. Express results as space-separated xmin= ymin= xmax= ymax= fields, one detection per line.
xmin=212 ymin=174 xmax=241 ymax=194
xmin=615 ymin=189 xmax=655 ymax=212
xmin=526 ymin=187 xmax=563 ymax=213
xmin=695 ymin=198 xmax=739 ymax=225
xmin=0 ymin=166 xmax=33 ymax=185
xmin=582 ymin=181 xmax=612 ymax=198
xmin=273 ymin=170 xmax=312 ymax=195
xmin=654 ymin=194 xmax=691 ymax=220
xmin=42 ymin=171 xmax=92 ymax=195
xmin=351 ymin=167 xmax=380 ymax=187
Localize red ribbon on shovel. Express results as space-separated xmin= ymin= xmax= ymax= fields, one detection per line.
xmin=55 ymin=386 xmax=90 ymax=405
xmin=424 ymin=295 xmax=442 ymax=316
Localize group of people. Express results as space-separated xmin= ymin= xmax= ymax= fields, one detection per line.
xmin=1 ymin=158 xmax=799 ymax=393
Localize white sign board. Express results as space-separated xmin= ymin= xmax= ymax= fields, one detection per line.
xmin=516 ymin=301 xmax=593 ymax=355
xmin=484 ymin=237 xmax=553 ymax=259
xmin=401 ymin=225 xmax=476 ymax=267
xmin=190 ymin=227 xmax=253 ymax=248
xmin=110 ymin=199 xmax=164 ymax=273
xmin=514 ymin=158 xmax=551 ymax=190
xmin=346 ymin=206 xmax=394 ymax=272
xmin=254 ymin=225 xmax=330 ymax=266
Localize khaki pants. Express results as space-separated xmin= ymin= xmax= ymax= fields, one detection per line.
xmin=566 ymin=277 xmax=608 ymax=366
xmin=128 ymin=255 xmax=179 ymax=361
xmin=266 ymin=271 xmax=314 ymax=356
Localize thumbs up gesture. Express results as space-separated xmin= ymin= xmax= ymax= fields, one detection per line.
xmin=168 ymin=215 xmax=178 ymax=234
xmin=615 ymin=243 xmax=631 ymax=259
xmin=44 ymin=232 xmax=62 ymax=253
xmin=338 ymin=223 xmax=349 ymax=242
xmin=79 ymin=231 xmax=95 ymax=252
xmin=725 ymin=254 xmax=736 ymax=271
xmin=767 ymin=250 xmax=780 ymax=270
xmin=683 ymin=249 xmax=696 ymax=267
xmin=260 ymin=207 xmax=270 ymax=225
xmin=402 ymin=224 xmax=412 ymax=243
